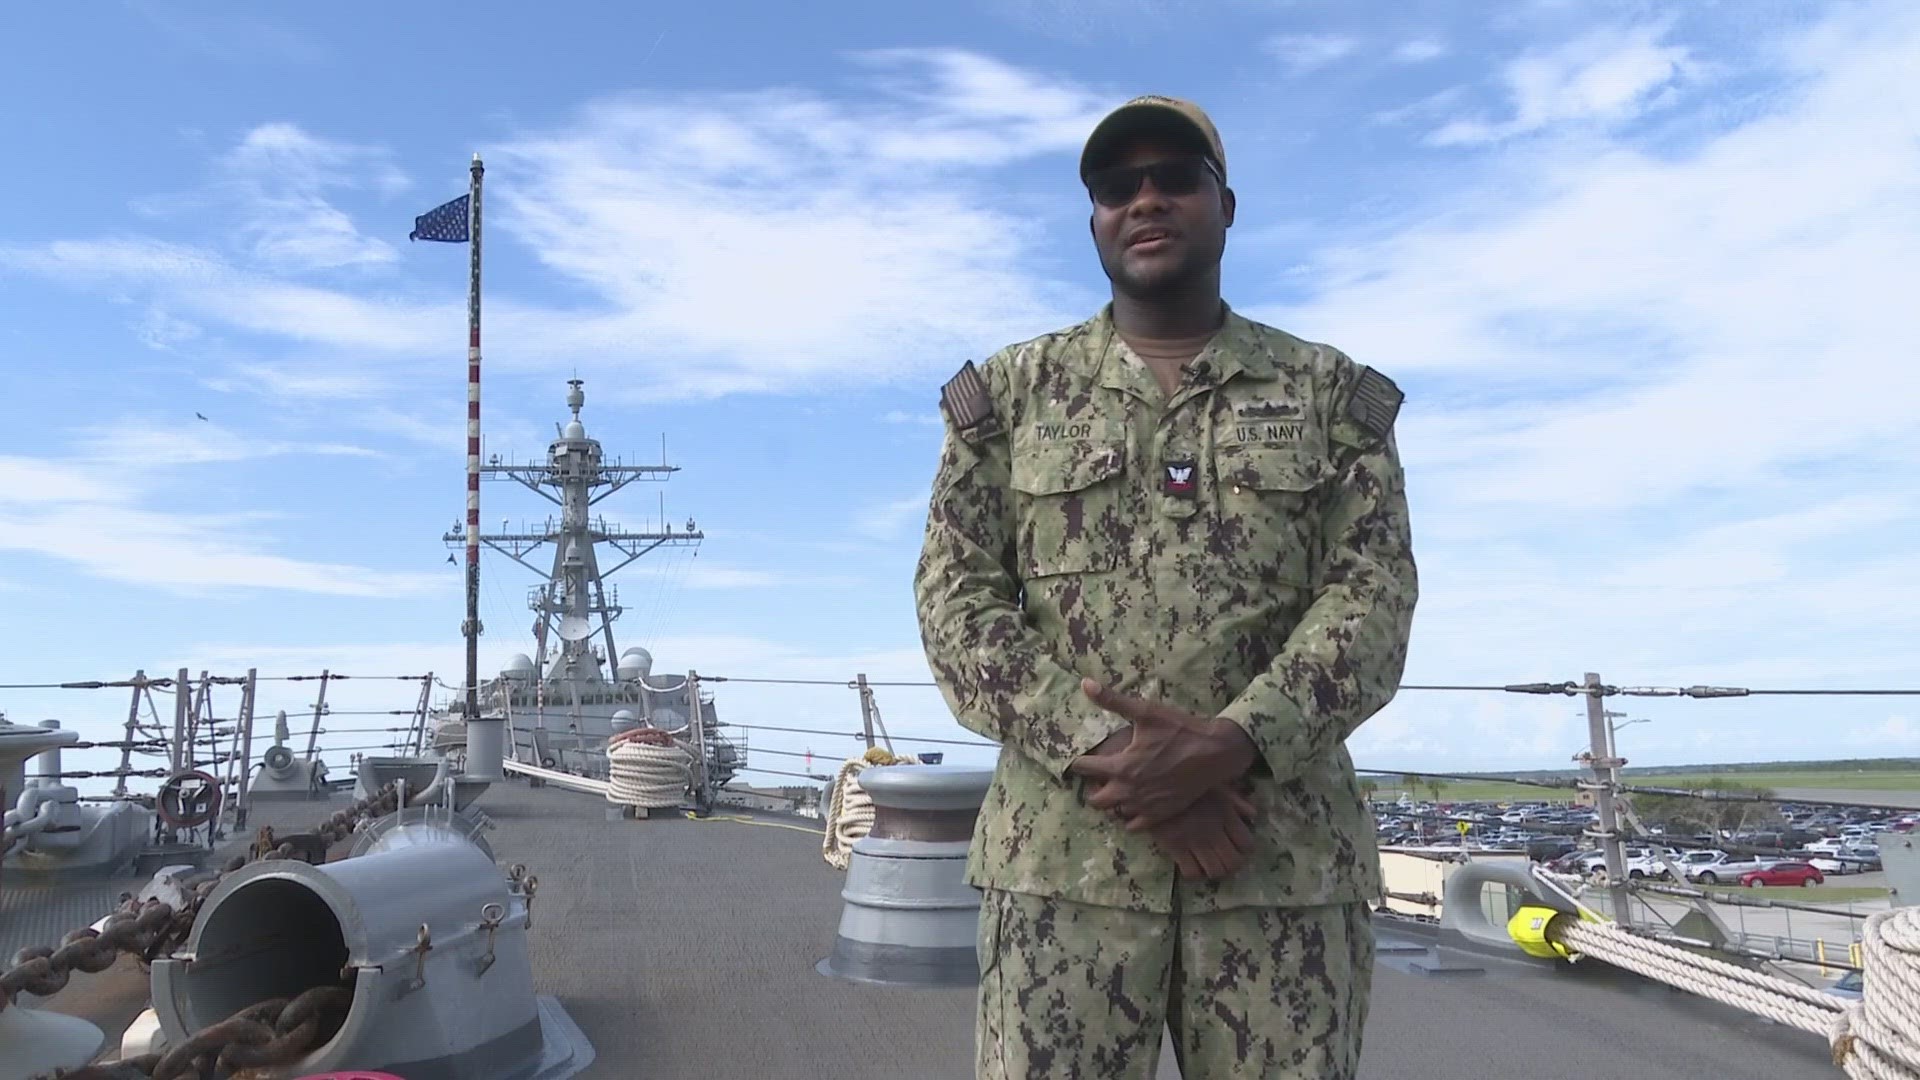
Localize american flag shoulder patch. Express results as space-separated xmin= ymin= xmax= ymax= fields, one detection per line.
xmin=1345 ymin=365 xmax=1403 ymax=440
xmin=940 ymin=361 xmax=997 ymax=439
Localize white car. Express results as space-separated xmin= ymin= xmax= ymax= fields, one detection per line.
xmin=1805 ymin=853 xmax=1854 ymax=876
xmin=1581 ymin=847 xmax=1682 ymax=879
xmin=1677 ymin=850 xmax=1763 ymax=885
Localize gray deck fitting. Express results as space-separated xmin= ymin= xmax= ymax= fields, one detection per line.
xmin=1407 ymin=949 xmax=1487 ymax=977
xmin=519 ymin=995 xmax=598 ymax=1080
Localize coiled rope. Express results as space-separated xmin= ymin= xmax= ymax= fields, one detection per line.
xmin=605 ymin=728 xmax=692 ymax=810
xmin=1830 ymin=908 xmax=1920 ymax=1079
xmin=1550 ymin=907 xmax=1920 ymax=1078
xmin=820 ymin=747 xmax=917 ymax=870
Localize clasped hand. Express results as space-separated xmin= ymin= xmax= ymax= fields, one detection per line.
xmin=1067 ymin=678 xmax=1261 ymax=881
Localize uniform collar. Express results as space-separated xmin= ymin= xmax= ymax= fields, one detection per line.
xmin=1069 ymin=302 xmax=1280 ymax=386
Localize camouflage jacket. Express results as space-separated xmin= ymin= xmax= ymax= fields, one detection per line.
xmin=913 ymin=304 xmax=1417 ymax=914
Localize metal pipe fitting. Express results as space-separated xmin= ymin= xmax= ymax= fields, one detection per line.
xmin=150 ymin=811 xmax=546 ymax=1079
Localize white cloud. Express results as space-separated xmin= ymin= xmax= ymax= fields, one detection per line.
xmin=0 ymin=442 xmax=435 ymax=597
xmin=137 ymin=305 xmax=203 ymax=352
xmin=1253 ymin=6 xmax=1920 ymax=517
xmin=0 ymin=239 xmax=454 ymax=351
xmin=0 ymin=502 xmax=449 ymax=596
xmin=215 ymin=123 xmax=407 ymax=270
xmin=211 ymin=360 xmax=390 ymax=403
xmin=1265 ymin=32 xmax=1360 ymax=76
xmin=74 ymin=420 xmax=379 ymax=469
xmin=856 ymin=496 xmax=928 ymax=540
xmin=682 ymin=567 xmax=788 ymax=589
xmin=1395 ymin=37 xmax=1447 ymax=63
xmin=126 ymin=123 xmax=406 ymax=272
xmin=1847 ymin=716 xmax=1914 ymax=746
xmin=0 ymin=457 xmax=127 ymax=505
xmin=882 ymin=410 xmax=943 ymax=427
xmin=617 ymin=562 xmax=863 ymax=591
xmin=1249 ymin=4 xmax=1920 ymax=768
xmin=1430 ymin=23 xmax=1695 ymax=145
xmin=488 ymin=53 xmax=1108 ymax=400
xmin=4 ymin=52 xmax=1111 ymax=404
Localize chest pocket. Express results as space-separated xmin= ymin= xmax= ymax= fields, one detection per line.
xmin=1010 ymin=442 xmax=1126 ymax=577
xmin=1213 ymin=445 xmax=1328 ymax=588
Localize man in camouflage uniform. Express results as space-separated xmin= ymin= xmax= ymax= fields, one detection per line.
xmin=913 ymin=96 xmax=1418 ymax=1079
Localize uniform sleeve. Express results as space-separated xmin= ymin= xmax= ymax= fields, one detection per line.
xmin=913 ymin=362 xmax=1127 ymax=781
xmin=1215 ymin=356 xmax=1418 ymax=785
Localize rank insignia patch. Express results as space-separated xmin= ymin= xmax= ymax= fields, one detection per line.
xmin=1163 ymin=459 xmax=1197 ymax=497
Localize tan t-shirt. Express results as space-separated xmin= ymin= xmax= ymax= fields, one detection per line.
xmin=1115 ymin=326 xmax=1219 ymax=398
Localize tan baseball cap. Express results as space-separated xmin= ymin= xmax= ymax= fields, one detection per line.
xmin=1079 ymin=95 xmax=1227 ymax=183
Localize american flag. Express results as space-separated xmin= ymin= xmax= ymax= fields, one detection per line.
xmin=409 ymin=194 xmax=471 ymax=243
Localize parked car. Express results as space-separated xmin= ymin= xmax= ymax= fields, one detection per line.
xmin=1527 ymin=837 xmax=1579 ymax=862
xmin=1828 ymin=969 xmax=1863 ymax=1000
xmin=1578 ymin=847 xmax=1680 ymax=879
xmin=1677 ymin=850 xmax=1763 ymax=884
xmin=1804 ymin=852 xmax=1854 ymax=876
xmin=1739 ymin=862 xmax=1824 ymax=888
xmin=1547 ymin=849 xmax=1599 ymax=875
xmin=1837 ymin=844 xmax=1882 ymax=872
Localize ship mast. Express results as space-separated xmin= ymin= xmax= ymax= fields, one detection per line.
xmin=447 ymin=379 xmax=702 ymax=683
xmin=463 ymin=154 xmax=485 ymax=725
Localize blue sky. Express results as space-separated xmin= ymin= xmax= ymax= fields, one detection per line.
xmin=2 ymin=0 xmax=1916 ymax=787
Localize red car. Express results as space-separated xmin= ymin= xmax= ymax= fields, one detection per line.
xmin=1739 ymin=862 xmax=1824 ymax=887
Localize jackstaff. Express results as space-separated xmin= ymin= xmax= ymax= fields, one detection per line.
xmin=410 ymin=156 xmax=487 ymax=724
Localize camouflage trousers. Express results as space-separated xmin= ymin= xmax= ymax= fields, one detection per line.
xmin=975 ymin=888 xmax=1373 ymax=1080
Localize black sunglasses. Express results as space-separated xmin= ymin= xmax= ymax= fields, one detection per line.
xmin=1085 ymin=158 xmax=1223 ymax=208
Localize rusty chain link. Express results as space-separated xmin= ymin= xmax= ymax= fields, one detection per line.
xmin=42 ymin=984 xmax=353 ymax=1080
xmin=2 ymin=902 xmax=174 ymax=1003
xmin=5 ymin=782 xmax=400 ymax=1009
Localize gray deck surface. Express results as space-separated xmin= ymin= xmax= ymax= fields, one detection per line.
xmin=476 ymin=779 xmax=1843 ymax=1080
xmin=5 ymin=778 xmax=1848 ymax=1078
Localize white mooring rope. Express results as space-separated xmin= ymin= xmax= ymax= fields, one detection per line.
xmin=1556 ymin=907 xmax=1920 ymax=1077
xmin=605 ymin=735 xmax=693 ymax=810
xmin=820 ymin=749 xmax=917 ymax=870
xmin=1829 ymin=908 xmax=1920 ymax=1080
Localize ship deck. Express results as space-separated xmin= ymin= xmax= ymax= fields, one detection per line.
xmin=10 ymin=777 xmax=1847 ymax=1078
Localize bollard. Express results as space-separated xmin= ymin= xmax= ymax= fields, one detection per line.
xmin=0 ymin=719 xmax=99 ymax=1080
xmin=817 ymin=764 xmax=992 ymax=987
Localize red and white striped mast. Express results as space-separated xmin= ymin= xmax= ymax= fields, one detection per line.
xmin=462 ymin=153 xmax=485 ymax=726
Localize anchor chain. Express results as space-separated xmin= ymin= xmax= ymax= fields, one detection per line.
xmin=1 ymin=902 xmax=174 ymax=1003
xmin=40 ymin=984 xmax=354 ymax=1080
xmin=6 ymin=781 xmax=400 ymax=1041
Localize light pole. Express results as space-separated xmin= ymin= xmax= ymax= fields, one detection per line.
xmin=1604 ymin=712 xmax=1650 ymax=784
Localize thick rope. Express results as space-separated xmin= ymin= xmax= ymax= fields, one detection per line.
xmin=1554 ymin=907 xmax=1920 ymax=1078
xmin=1556 ymin=920 xmax=1845 ymax=1035
xmin=605 ymin=728 xmax=692 ymax=809
xmin=820 ymin=748 xmax=916 ymax=870
xmin=1829 ymin=908 xmax=1920 ymax=1080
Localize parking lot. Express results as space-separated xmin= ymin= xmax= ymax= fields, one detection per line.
xmin=1374 ymin=793 xmax=1909 ymax=977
